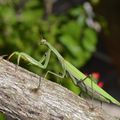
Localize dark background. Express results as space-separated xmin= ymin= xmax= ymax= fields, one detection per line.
xmin=95 ymin=0 xmax=120 ymax=100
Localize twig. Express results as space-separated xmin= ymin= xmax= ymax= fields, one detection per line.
xmin=0 ymin=58 xmax=118 ymax=120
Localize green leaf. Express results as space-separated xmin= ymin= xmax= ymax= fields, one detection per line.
xmin=59 ymin=35 xmax=82 ymax=57
xmin=25 ymin=0 xmax=40 ymax=9
xmin=70 ymin=6 xmax=85 ymax=17
xmin=0 ymin=7 xmax=16 ymax=25
xmin=82 ymin=28 xmax=97 ymax=52
xmin=0 ymin=112 xmax=6 ymax=120
xmin=19 ymin=10 xmax=42 ymax=24
xmin=60 ymin=21 xmax=81 ymax=40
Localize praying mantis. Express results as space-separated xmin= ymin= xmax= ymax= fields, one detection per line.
xmin=8 ymin=39 xmax=120 ymax=106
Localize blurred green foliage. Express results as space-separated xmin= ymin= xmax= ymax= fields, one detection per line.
xmin=0 ymin=112 xmax=6 ymax=120
xmin=90 ymin=0 xmax=100 ymax=5
xmin=0 ymin=0 xmax=99 ymax=94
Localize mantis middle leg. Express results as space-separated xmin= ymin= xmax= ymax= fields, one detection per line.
xmin=44 ymin=59 xmax=66 ymax=81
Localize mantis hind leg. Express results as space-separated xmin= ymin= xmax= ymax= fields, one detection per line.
xmin=78 ymin=75 xmax=103 ymax=109
xmin=77 ymin=74 xmax=93 ymax=95
xmin=71 ymin=75 xmax=94 ymax=109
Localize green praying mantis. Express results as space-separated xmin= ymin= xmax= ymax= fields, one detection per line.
xmin=8 ymin=39 xmax=120 ymax=106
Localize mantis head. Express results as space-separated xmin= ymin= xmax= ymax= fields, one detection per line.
xmin=41 ymin=39 xmax=47 ymax=45
xmin=40 ymin=39 xmax=50 ymax=48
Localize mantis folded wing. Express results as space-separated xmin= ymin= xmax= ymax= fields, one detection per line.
xmin=9 ymin=39 xmax=120 ymax=106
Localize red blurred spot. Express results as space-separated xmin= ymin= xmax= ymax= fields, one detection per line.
xmin=92 ymin=72 xmax=100 ymax=79
xmin=98 ymin=81 xmax=104 ymax=88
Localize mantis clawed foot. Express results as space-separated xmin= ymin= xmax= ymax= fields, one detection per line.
xmin=0 ymin=55 xmax=8 ymax=63
xmin=30 ymin=77 xmax=42 ymax=93
xmin=0 ymin=54 xmax=8 ymax=59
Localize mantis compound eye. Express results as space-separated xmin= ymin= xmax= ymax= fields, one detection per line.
xmin=45 ymin=52 xmax=47 ymax=56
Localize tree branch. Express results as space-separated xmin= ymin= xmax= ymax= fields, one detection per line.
xmin=0 ymin=58 xmax=118 ymax=120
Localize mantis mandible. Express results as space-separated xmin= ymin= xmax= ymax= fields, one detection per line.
xmin=9 ymin=39 xmax=120 ymax=106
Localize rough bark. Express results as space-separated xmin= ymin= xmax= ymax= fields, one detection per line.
xmin=0 ymin=58 xmax=118 ymax=120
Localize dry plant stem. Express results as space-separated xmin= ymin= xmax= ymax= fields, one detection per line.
xmin=0 ymin=58 xmax=118 ymax=120
xmin=44 ymin=0 xmax=54 ymax=15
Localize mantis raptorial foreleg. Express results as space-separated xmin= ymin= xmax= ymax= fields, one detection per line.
xmin=8 ymin=49 xmax=51 ymax=69
xmin=8 ymin=49 xmax=52 ymax=90
xmin=8 ymin=49 xmax=66 ymax=89
xmin=28 ymin=52 xmax=46 ymax=66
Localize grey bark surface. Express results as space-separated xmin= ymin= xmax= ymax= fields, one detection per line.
xmin=0 ymin=58 xmax=118 ymax=120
